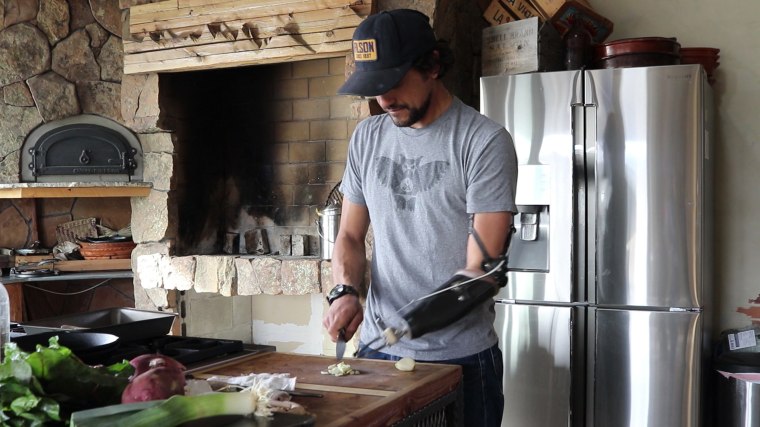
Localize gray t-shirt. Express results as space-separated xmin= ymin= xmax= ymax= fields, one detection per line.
xmin=341 ymin=97 xmax=517 ymax=360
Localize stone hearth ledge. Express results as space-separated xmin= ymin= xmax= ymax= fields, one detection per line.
xmin=136 ymin=254 xmax=333 ymax=298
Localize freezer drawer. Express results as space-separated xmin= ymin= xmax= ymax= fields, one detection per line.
xmin=590 ymin=308 xmax=703 ymax=427
xmin=495 ymin=302 xmax=577 ymax=427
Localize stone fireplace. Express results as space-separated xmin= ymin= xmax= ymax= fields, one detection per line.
xmin=124 ymin=57 xmax=359 ymax=349
xmin=116 ymin=0 xmax=382 ymax=351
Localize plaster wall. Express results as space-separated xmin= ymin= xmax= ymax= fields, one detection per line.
xmin=590 ymin=0 xmax=760 ymax=335
xmin=250 ymin=294 xmax=335 ymax=355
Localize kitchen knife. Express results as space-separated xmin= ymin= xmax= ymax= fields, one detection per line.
xmin=335 ymin=328 xmax=346 ymax=362
xmin=281 ymin=389 xmax=324 ymax=398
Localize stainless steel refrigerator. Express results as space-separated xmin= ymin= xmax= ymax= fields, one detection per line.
xmin=480 ymin=64 xmax=714 ymax=427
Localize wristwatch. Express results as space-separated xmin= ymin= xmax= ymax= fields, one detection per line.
xmin=326 ymin=284 xmax=359 ymax=305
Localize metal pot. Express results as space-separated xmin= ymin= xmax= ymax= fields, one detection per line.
xmin=13 ymin=241 xmax=52 ymax=255
xmin=316 ymin=204 xmax=341 ymax=260
xmin=14 ymin=247 xmax=52 ymax=255
xmin=14 ymin=248 xmax=51 ymax=255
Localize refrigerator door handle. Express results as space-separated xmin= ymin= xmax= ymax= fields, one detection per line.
xmin=571 ymin=100 xmax=597 ymax=303
xmin=583 ymin=101 xmax=597 ymax=304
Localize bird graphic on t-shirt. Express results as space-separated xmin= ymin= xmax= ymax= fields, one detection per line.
xmin=376 ymin=155 xmax=450 ymax=211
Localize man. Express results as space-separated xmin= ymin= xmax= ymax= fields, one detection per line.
xmin=322 ymin=9 xmax=517 ymax=426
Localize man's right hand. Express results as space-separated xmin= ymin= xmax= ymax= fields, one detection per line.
xmin=323 ymin=293 xmax=363 ymax=342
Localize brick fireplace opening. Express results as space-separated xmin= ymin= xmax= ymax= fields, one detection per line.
xmin=158 ymin=61 xmax=349 ymax=257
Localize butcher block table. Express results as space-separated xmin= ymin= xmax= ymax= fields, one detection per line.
xmin=190 ymin=352 xmax=463 ymax=427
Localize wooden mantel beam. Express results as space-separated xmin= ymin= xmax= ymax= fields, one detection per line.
xmin=124 ymin=0 xmax=373 ymax=74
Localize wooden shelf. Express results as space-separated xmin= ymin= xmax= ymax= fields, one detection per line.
xmin=0 ymin=183 xmax=152 ymax=198
xmin=13 ymin=257 xmax=131 ymax=272
xmin=1 ymin=259 xmax=134 ymax=321
xmin=0 ymin=270 xmax=133 ymax=284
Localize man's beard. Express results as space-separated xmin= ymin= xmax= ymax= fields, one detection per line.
xmin=388 ymin=91 xmax=432 ymax=128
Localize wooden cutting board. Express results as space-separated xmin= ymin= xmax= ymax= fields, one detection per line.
xmin=190 ymin=352 xmax=463 ymax=427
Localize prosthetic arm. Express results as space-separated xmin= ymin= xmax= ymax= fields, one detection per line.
xmin=379 ymin=224 xmax=515 ymax=346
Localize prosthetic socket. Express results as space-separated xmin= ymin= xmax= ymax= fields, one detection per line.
xmin=382 ymin=227 xmax=514 ymax=345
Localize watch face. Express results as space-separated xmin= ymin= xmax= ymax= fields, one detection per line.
xmin=327 ymin=284 xmax=357 ymax=304
xmin=328 ymin=284 xmax=347 ymax=299
xmin=328 ymin=285 xmax=343 ymax=299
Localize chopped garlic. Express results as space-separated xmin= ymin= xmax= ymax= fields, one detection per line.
xmin=395 ymin=357 xmax=416 ymax=372
xmin=321 ymin=361 xmax=361 ymax=376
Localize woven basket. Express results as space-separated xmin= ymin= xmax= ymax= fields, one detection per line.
xmin=56 ymin=218 xmax=98 ymax=244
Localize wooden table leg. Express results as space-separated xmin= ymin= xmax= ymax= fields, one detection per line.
xmin=3 ymin=283 xmax=24 ymax=322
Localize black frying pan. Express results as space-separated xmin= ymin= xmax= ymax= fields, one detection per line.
xmin=12 ymin=331 xmax=119 ymax=354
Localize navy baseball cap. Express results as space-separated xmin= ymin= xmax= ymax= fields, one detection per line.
xmin=337 ymin=9 xmax=437 ymax=97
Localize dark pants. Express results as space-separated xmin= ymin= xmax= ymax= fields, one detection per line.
xmin=361 ymin=343 xmax=505 ymax=427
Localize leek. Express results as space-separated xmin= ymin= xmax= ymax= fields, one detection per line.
xmin=71 ymin=392 xmax=261 ymax=427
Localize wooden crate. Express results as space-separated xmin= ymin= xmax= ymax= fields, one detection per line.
xmin=483 ymin=0 xmax=516 ymax=26
xmin=529 ymin=0 xmax=591 ymax=19
xmin=484 ymin=0 xmax=543 ymax=25
xmin=501 ymin=0 xmax=543 ymax=21
xmin=550 ymin=0 xmax=614 ymax=44
xmin=482 ymin=17 xmax=564 ymax=76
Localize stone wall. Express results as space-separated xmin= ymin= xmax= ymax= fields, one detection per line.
xmin=0 ymin=0 xmax=129 ymax=245
xmin=136 ymin=254 xmax=327 ymax=297
xmin=0 ymin=1 xmax=138 ymax=319
xmin=0 ymin=0 xmax=125 ymax=183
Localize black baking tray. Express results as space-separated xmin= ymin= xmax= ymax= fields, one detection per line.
xmin=20 ymin=308 xmax=177 ymax=342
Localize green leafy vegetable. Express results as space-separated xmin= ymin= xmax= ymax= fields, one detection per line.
xmin=0 ymin=336 xmax=134 ymax=426
xmin=0 ymin=348 xmax=61 ymax=426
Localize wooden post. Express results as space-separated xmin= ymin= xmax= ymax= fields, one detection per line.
xmin=4 ymin=283 xmax=25 ymax=322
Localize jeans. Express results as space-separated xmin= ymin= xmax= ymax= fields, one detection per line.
xmin=360 ymin=343 xmax=504 ymax=427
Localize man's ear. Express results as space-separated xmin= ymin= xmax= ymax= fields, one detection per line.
xmin=430 ymin=50 xmax=442 ymax=79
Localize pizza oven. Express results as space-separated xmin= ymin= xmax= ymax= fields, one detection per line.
xmin=20 ymin=114 xmax=144 ymax=183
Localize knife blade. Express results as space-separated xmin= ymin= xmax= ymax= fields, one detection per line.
xmin=335 ymin=328 xmax=346 ymax=362
xmin=280 ymin=389 xmax=324 ymax=398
